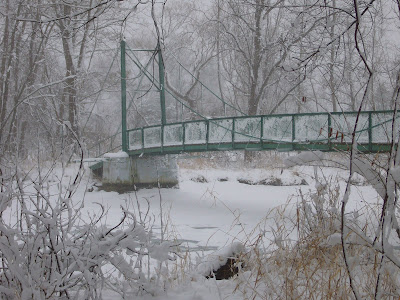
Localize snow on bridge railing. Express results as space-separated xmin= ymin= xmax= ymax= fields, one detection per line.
xmin=126 ymin=110 xmax=399 ymax=155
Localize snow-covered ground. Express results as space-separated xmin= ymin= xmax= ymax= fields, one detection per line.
xmin=84 ymin=168 xmax=310 ymax=252
xmin=72 ymin=161 xmax=380 ymax=299
xmin=3 ymin=155 xmax=382 ymax=299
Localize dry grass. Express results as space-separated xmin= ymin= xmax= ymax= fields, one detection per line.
xmin=232 ymin=175 xmax=400 ymax=300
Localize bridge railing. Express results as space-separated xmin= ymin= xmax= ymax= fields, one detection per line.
xmin=126 ymin=110 xmax=399 ymax=155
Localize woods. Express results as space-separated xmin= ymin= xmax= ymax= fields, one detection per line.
xmin=1 ymin=0 xmax=399 ymax=158
xmin=1 ymin=0 xmax=400 ymax=299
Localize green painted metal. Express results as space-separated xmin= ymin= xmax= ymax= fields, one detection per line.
xmin=291 ymin=115 xmax=295 ymax=143
xmin=368 ymin=111 xmax=372 ymax=152
xmin=126 ymin=110 xmax=399 ymax=156
xmin=118 ymin=42 xmax=399 ymax=158
xmin=327 ymin=114 xmax=331 ymax=151
xmin=120 ymin=40 xmax=128 ymax=152
xmin=126 ymin=45 xmax=216 ymax=120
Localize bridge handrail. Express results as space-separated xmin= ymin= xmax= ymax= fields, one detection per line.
xmin=125 ymin=110 xmax=399 ymax=154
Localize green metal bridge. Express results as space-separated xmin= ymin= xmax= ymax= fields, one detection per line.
xmin=91 ymin=41 xmax=399 ymax=165
xmin=126 ymin=110 xmax=397 ymax=156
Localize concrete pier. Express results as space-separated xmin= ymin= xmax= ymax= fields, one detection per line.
xmin=100 ymin=154 xmax=179 ymax=191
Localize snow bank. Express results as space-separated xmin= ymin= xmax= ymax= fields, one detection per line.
xmin=149 ymin=241 xmax=175 ymax=262
xmin=103 ymin=151 xmax=129 ymax=158
xmin=197 ymin=242 xmax=245 ymax=276
xmin=352 ymin=156 xmax=386 ymax=199
xmin=182 ymin=168 xmax=308 ymax=186
xmin=284 ymin=151 xmax=324 ymax=168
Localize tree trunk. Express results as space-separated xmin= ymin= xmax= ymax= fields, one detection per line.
xmin=247 ymin=0 xmax=263 ymax=116
xmin=330 ymin=0 xmax=338 ymax=112
xmin=59 ymin=4 xmax=78 ymax=138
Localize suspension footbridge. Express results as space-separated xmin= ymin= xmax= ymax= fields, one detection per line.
xmin=89 ymin=41 xmax=399 ymax=188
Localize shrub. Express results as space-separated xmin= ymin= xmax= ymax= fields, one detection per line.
xmin=0 ymin=161 xmax=177 ymax=299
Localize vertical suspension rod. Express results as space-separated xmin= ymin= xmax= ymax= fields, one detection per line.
xmin=121 ymin=40 xmax=128 ymax=152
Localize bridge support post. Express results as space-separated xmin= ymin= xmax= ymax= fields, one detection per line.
xmin=121 ymin=40 xmax=128 ymax=152
xmin=101 ymin=155 xmax=179 ymax=191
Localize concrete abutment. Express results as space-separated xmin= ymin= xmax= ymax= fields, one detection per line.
xmin=100 ymin=155 xmax=179 ymax=191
